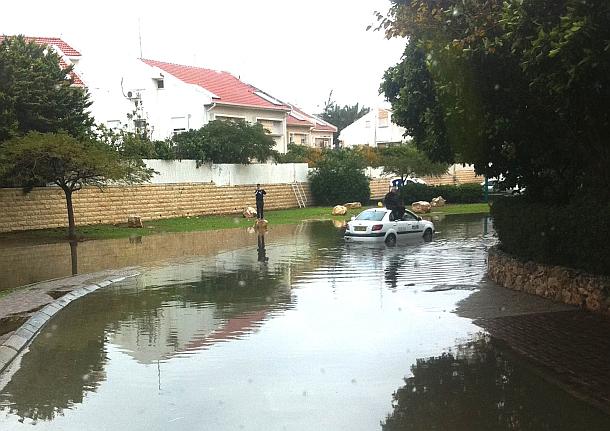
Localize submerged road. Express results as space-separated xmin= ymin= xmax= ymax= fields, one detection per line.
xmin=0 ymin=215 xmax=608 ymax=430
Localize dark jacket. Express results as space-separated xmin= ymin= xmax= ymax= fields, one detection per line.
xmin=255 ymin=189 xmax=266 ymax=203
xmin=384 ymin=191 xmax=400 ymax=209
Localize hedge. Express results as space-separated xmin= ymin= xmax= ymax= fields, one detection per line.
xmin=491 ymin=196 xmax=610 ymax=276
xmin=399 ymin=183 xmax=484 ymax=204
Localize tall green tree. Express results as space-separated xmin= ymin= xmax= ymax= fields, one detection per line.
xmin=320 ymin=91 xmax=370 ymax=143
xmin=173 ymin=120 xmax=277 ymax=163
xmin=0 ymin=132 xmax=153 ymax=239
xmin=378 ymin=0 xmax=610 ymax=202
xmin=0 ymin=35 xmax=93 ymax=143
xmin=380 ymin=44 xmax=453 ymax=164
xmin=380 ymin=145 xmax=449 ymax=182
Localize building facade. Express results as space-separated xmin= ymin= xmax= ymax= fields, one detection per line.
xmin=339 ymin=107 xmax=409 ymax=148
xmin=286 ymin=105 xmax=337 ymax=149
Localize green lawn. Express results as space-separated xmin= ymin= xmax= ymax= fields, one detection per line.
xmin=0 ymin=203 xmax=489 ymax=242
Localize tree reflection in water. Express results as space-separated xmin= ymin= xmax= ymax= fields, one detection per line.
xmin=382 ymin=336 xmax=610 ymax=431
xmin=0 ymin=260 xmax=293 ymax=423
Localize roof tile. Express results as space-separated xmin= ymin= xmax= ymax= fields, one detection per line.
xmin=141 ymin=59 xmax=290 ymax=110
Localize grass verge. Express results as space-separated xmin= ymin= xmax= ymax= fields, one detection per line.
xmin=0 ymin=203 xmax=489 ymax=242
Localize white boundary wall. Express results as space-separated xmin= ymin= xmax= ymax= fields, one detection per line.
xmin=143 ymin=160 xmax=309 ymax=186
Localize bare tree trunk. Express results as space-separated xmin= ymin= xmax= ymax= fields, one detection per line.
xmin=64 ymin=188 xmax=77 ymax=240
xmin=69 ymin=240 xmax=78 ymax=275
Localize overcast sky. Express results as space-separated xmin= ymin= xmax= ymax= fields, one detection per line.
xmin=1 ymin=0 xmax=406 ymax=113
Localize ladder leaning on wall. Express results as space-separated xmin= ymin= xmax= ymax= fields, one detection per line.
xmin=291 ymin=182 xmax=308 ymax=208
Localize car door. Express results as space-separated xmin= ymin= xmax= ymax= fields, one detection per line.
xmin=395 ymin=213 xmax=408 ymax=235
xmin=403 ymin=211 xmax=421 ymax=235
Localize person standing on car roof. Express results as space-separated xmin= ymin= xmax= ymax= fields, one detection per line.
xmin=255 ymin=184 xmax=267 ymax=220
xmin=384 ymin=186 xmax=405 ymax=220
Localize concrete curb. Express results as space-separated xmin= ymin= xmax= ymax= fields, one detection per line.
xmin=0 ymin=274 xmax=137 ymax=375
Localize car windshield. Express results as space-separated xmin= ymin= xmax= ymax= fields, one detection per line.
xmin=355 ymin=210 xmax=386 ymax=221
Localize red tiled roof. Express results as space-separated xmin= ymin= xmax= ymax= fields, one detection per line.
xmin=141 ymin=58 xmax=290 ymax=111
xmin=312 ymin=123 xmax=337 ymax=132
xmin=0 ymin=35 xmax=84 ymax=86
xmin=288 ymin=103 xmax=338 ymax=133
xmin=287 ymin=113 xmax=314 ymax=127
xmin=0 ymin=36 xmax=81 ymax=56
xmin=58 ymin=58 xmax=84 ymax=86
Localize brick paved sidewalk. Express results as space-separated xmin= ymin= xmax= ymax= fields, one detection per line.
xmin=0 ymin=268 xmax=139 ymax=344
xmin=475 ymin=310 xmax=610 ymax=413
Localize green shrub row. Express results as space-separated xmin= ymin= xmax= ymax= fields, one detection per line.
xmin=399 ymin=183 xmax=484 ymax=204
xmin=491 ymin=197 xmax=610 ymax=276
xmin=309 ymin=150 xmax=371 ymax=205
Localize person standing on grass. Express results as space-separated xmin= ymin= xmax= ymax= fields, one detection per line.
xmin=255 ymin=184 xmax=267 ymax=220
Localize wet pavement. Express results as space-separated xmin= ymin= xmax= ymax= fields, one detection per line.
xmin=0 ymin=215 xmax=608 ymax=430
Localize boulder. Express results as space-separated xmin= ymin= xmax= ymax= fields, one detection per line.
xmin=255 ymin=219 xmax=268 ymax=230
xmin=243 ymin=206 xmax=257 ymax=218
xmin=333 ymin=219 xmax=347 ymax=229
xmin=411 ymin=201 xmax=431 ymax=214
xmin=127 ymin=216 xmax=143 ymax=228
xmin=332 ymin=205 xmax=348 ymax=216
xmin=431 ymin=196 xmax=446 ymax=207
xmin=343 ymin=202 xmax=362 ymax=209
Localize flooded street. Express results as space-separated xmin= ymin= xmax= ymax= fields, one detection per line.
xmin=0 ymin=215 xmax=608 ymax=430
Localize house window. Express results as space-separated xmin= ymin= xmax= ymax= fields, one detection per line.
xmin=171 ymin=117 xmax=187 ymax=136
xmin=365 ymin=120 xmax=371 ymax=128
xmin=257 ymin=119 xmax=281 ymax=135
xmin=217 ymin=115 xmax=245 ymax=123
xmin=154 ymin=78 xmax=164 ymax=89
xmin=106 ymin=120 xmax=121 ymax=131
xmin=301 ymin=136 xmax=306 ymax=145
xmin=315 ymin=138 xmax=329 ymax=149
xmin=289 ymin=133 xmax=295 ymax=145
xmin=378 ymin=109 xmax=389 ymax=127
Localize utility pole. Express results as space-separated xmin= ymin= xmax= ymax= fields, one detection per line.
xmin=138 ymin=18 xmax=143 ymax=58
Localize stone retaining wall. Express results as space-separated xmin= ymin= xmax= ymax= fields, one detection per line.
xmin=0 ymin=182 xmax=312 ymax=233
xmin=488 ymin=246 xmax=610 ymax=315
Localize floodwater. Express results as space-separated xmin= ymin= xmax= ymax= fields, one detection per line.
xmin=0 ymin=215 xmax=609 ymax=430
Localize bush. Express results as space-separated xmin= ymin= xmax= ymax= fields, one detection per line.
xmin=491 ymin=196 xmax=610 ymax=275
xmin=399 ymin=183 xmax=483 ymax=204
xmin=277 ymin=144 xmax=322 ymax=167
xmin=309 ymin=149 xmax=370 ymax=205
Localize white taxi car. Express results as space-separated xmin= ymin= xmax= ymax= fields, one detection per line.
xmin=344 ymin=208 xmax=434 ymax=246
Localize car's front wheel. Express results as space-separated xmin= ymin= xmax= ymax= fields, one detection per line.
xmin=385 ymin=233 xmax=397 ymax=246
xmin=423 ymin=228 xmax=433 ymax=242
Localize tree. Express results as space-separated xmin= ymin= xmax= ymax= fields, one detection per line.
xmin=0 ymin=132 xmax=154 ymax=239
xmin=277 ymin=144 xmax=323 ymax=167
xmin=319 ymin=91 xmax=370 ymax=143
xmin=173 ymin=120 xmax=277 ymax=163
xmin=309 ymin=149 xmax=370 ymax=205
xmin=380 ymin=43 xmax=453 ymax=164
xmin=94 ymin=124 xmax=158 ymax=159
xmin=0 ymin=35 xmax=93 ymax=143
xmin=378 ymin=0 xmax=610 ymax=203
xmin=354 ymin=145 xmax=383 ymax=168
xmin=380 ymin=145 xmax=449 ymax=182
xmin=381 ymin=336 xmax=610 ymax=430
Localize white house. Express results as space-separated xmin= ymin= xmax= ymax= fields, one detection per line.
xmin=5 ymin=35 xmax=337 ymax=154
xmin=89 ymin=58 xmax=294 ymax=153
xmin=339 ymin=107 xmax=409 ymax=148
